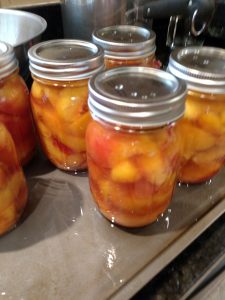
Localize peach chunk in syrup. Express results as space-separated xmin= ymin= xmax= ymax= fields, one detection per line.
xmin=104 ymin=54 xmax=158 ymax=70
xmin=86 ymin=120 xmax=181 ymax=228
xmin=177 ymin=92 xmax=225 ymax=183
xmin=0 ymin=123 xmax=28 ymax=235
xmin=0 ymin=72 xmax=36 ymax=165
xmin=30 ymin=79 xmax=90 ymax=171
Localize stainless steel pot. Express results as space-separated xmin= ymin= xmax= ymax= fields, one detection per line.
xmin=61 ymin=0 xmax=133 ymax=40
xmin=0 ymin=9 xmax=47 ymax=81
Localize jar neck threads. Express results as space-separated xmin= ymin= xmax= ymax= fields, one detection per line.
xmin=0 ymin=42 xmax=18 ymax=79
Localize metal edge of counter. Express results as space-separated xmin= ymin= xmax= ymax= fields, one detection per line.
xmin=110 ymin=198 xmax=225 ymax=300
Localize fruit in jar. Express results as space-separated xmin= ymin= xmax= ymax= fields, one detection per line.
xmin=177 ymin=91 xmax=225 ymax=183
xmin=0 ymin=72 xmax=36 ymax=165
xmin=0 ymin=123 xmax=28 ymax=235
xmin=30 ymin=79 xmax=90 ymax=171
xmin=111 ymin=160 xmax=141 ymax=183
xmin=104 ymin=54 xmax=158 ymax=69
xmin=86 ymin=120 xmax=181 ymax=228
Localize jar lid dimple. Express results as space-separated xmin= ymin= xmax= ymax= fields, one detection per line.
xmin=168 ymin=46 xmax=225 ymax=93
xmin=92 ymin=25 xmax=156 ymax=60
xmin=88 ymin=66 xmax=187 ymax=129
xmin=28 ymin=39 xmax=104 ymax=81
xmin=0 ymin=41 xmax=18 ymax=79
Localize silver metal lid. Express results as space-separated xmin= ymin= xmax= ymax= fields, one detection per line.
xmin=0 ymin=41 xmax=18 ymax=79
xmin=88 ymin=67 xmax=186 ymax=129
xmin=168 ymin=46 xmax=225 ymax=94
xmin=28 ymin=39 xmax=104 ymax=81
xmin=92 ymin=25 xmax=156 ymax=60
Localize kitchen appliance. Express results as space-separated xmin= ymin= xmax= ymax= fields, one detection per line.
xmin=61 ymin=0 xmax=215 ymax=41
xmin=126 ymin=0 xmax=215 ymax=49
xmin=61 ymin=0 xmax=133 ymax=41
xmin=0 ymin=8 xmax=47 ymax=81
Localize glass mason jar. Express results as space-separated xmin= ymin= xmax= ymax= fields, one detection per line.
xmin=168 ymin=46 xmax=225 ymax=184
xmin=28 ymin=39 xmax=104 ymax=171
xmin=86 ymin=67 xmax=186 ymax=227
xmin=0 ymin=122 xmax=28 ymax=235
xmin=92 ymin=25 xmax=159 ymax=69
xmin=0 ymin=41 xmax=36 ymax=166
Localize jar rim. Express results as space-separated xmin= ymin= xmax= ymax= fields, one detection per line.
xmin=168 ymin=46 xmax=225 ymax=94
xmin=0 ymin=41 xmax=18 ymax=79
xmin=92 ymin=25 xmax=156 ymax=60
xmin=28 ymin=39 xmax=104 ymax=81
xmin=88 ymin=66 xmax=187 ymax=129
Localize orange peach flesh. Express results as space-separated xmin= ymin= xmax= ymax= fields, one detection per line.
xmin=0 ymin=72 xmax=36 ymax=165
xmin=177 ymin=91 xmax=225 ymax=183
xmin=86 ymin=120 xmax=181 ymax=227
xmin=0 ymin=123 xmax=28 ymax=235
xmin=30 ymin=79 xmax=90 ymax=171
xmin=104 ymin=54 xmax=157 ymax=69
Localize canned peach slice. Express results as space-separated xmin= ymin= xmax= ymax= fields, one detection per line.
xmin=98 ymin=180 xmax=155 ymax=211
xmin=179 ymin=160 xmax=221 ymax=184
xmin=60 ymin=134 xmax=86 ymax=152
xmin=151 ymin=184 xmax=174 ymax=207
xmin=32 ymin=83 xmax=60 ymax=109
xmin=0 ymin=123 xmax=18 ymax=167
xmin=67 ymin=112 xmax=91 ymax=136
xmin=111 ymin=160 xmax=140 ymax=183
xmin=86 ymin=121 xmax=159 ymax=167
xmin=37 ymin=107 xmax=86 ymax=152
xmin=96 ymin=181 xmax=172 ymax=228
xmin=0 ymin=204 xmax=17 ymax=235
xmin=0 ymin=76 xmax=29 ymax=115
xmin=37 ymin=107 xmax=61 ymax=137
xmin=180 ymin=122 xmax=216 ymax=156
xmin=189 ymin=127 xmax=216 ymax=152
xmin=198 ymin=113 xmax=222 ymax=135
xmin=0 ymin=166 xmax=7 ymax=189
xmin=43 ymin=136 xmax=86 ymax=169
xmin=220 ymin=110 xmax=225 ymax=127
xmin=59 ymin=84 xmax=88 ymax=101
xmin=0 ymin=185 xmax=13 ymax=211
xmin=35 ymin=118 xmax=51 ymax=138
xmin=193 ymin=146 xmax=225 ymax=164
xmin=185 ymin=100 xmax=203 ymax=120
xmin=136 ymin=154 xmax=169 ymax=186
xmin=49 ymin=86 xmax=88 ymax=121
xmin=41 ymin=136 xmax=67 ymax=165
xmin=0 ymin=114 xmax=36 ymax=165
xmin=31 ymin=80 xmax=45 ymax=100
xmin=0 ymin=172 xmax=25 ymax=212
xmin=107 ymin=135 xmax=158 ymax=166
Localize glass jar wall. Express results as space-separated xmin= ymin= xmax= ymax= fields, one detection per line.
xmin=0 ymin=123 xmax=28 ymax=235
xmin=92 ymin=25 xmax=158 ymax=69
xmin=0 ymin=42 xmax=36 ymax=166
xmin=168 ymin=46 xmax=225 ymax=184
xmin=28 ymin=39 xmax=104 ymax=171
xmin=86 ymin=67 xmax=186 ymax=227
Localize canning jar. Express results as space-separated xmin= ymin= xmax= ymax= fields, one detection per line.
xmin=28 ymin=39 xmax=104 ymax=171
xmin=86 ymin=67 xmax=186 ymax=227
xmin=92 ymin=25 xmax=159 ymax=69
xmin=168 ymin=46 xmax=225 ymax=184
xmin=0 ymin=41 xmax=36 ymax=166
xmin=0 ymin=122 xmax=28 ymax=235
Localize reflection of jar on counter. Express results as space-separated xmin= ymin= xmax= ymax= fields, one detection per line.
xmin=168 ymin=46 xmax=225 ymax=184
xmin=0 ymin=123 xmax=28 ymax=235
xmin=0 ymin=42 xmax=36 ymax=166
xmin=28 ymin=39 xmax=104 ymax=171
xmin=86 ymin=67 xmax=186 ymax=227
xmin=92 ymin=25 xmax=160 ymax=69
